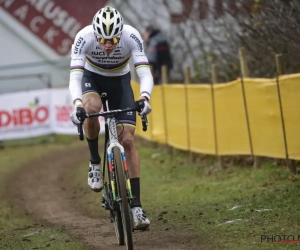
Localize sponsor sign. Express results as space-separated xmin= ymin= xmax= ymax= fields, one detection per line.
xmin=0 ymin=0 xmax=109 ymax=56
xmin=0 ymin=88 xmax=105 ymax=140
xmin=0 ymin=89 xmax=51 ymax=140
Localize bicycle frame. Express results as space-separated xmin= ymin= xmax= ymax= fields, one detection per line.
xmin=105 ymin=115 xmax=133 ymax=203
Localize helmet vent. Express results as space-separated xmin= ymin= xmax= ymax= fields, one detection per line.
xmin=117 ymin=18 xmax=120 ymax=24
xmin=114 ymin=28 xmax=119 ymax=36
xmin=97 ymin=27 xmax=101 ymax=35
xmin=102 ymin=23 xmax=107 ymax=35
xmin=109 ymin=24 xmax=113 ymax=36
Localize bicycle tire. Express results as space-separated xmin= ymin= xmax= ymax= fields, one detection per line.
xmin=113 ymin=147 xmax=133 ymax=250
xmin=104 ymin=180 xmax=124 ymax=245
xmin=113 ymin=208 xmax=124 ymax=245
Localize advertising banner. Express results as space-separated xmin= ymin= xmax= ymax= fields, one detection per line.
xmin=0 ymin=89 xmax=52 ymax=140
xmin=51 ymin=88 xmax=105 ymax=135
xmin=0 ymin=0 xmax=109 ymax=57
xmin=0 ymin=88 xmax=105 ymax=140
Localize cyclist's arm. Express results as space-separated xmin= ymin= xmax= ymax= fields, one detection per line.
xmin=132 ymin=52 xmax=153 ymax=101
xmin=69 ymin=29 xmax=89 ymax=108
xmin=129 ymin=30 xmax=154 ymax=101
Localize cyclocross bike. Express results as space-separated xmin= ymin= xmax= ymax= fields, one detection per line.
xmin=77 ymin=93 xmax=148 ymax=250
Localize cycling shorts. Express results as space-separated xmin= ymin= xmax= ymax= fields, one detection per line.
xmin=81 ymin=69 xmax=136 ymax=127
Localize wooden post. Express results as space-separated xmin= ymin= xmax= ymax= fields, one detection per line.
xmin=161 ymin=65 xmax=168 ymax=84
xmin=184 ymin=66 xmax=191 ymax=84
xmin=239 ymin=47 xmax=259 ymax=168
xmin=184 ymin=67 xmax=193 ymax=162
xmin=160 ymin=65 xmax=171 ymax=153
xmin=275 ymin=54 xmax=284 ymax=76
xmin=211 ymin=64 xmax=223 ymax=169
xmin=275 ymin=54 xmax=297 ymax=175
xmin=239 ymin=47 xmax=250 ymax=79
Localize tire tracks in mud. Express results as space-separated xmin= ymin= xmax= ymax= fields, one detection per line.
xmin=5 ymin=145 xmax=202 ymax=250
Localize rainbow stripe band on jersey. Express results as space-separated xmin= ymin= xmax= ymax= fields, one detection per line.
xmin=86 ymin=56 xmax=130 ymax=71
xmin=116 ymin=120 xmax=136 ymax=128
xmin=134 ymin=62 xmax=150 ymax=69
xmin=141 ymin=91 xmax=150 ymax=96
xmin=73 ymin=98 xmax=82 ymax=107
xmin=82 ymin=90 xmax=99 ymax=96
xmin=70 ymin=66 xmax=85 ymax=73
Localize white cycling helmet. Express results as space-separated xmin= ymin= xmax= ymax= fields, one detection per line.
xmin=92 ymin=6 xmax=124 ymax=39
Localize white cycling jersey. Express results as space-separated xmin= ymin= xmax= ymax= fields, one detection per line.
xmin=69 ymin=24 xmax=153 ymax=107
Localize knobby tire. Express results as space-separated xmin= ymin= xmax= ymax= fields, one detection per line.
xmin=108 ymin=178 xmax=124 ymax=245
xmin=113 ymin=147 xmax=133 ymax=250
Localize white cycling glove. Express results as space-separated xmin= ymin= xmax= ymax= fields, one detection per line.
xmin=70 ymin=107 xmax=86 ymax=125
xmin=139 ymin=100 xmax=152 ymax=116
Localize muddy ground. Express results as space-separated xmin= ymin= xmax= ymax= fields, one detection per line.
xmin=6 ymin=145 xmax=203 ymax=250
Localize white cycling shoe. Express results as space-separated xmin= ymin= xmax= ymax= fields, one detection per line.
xmin=88 ymin=162 xmax=103 ymax=192
xmin=131 ymin=207 xmax=150 ymax=230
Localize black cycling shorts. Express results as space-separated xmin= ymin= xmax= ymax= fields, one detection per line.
xmin=81 ymin=69 xmax=136 ymax=127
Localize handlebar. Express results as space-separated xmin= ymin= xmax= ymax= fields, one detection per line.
xmin=77 ymin=100 xmax=148 ymax=141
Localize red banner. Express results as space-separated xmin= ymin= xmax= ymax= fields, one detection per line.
xmin=0 ymin=0 xmax=108 ymax=56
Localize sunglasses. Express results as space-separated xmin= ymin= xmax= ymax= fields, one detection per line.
xmin=98 ymin=37 xmax=120 ymax=45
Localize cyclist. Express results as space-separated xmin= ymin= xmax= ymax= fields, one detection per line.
xmin=69 ymin=6 xmax=153 ymax=230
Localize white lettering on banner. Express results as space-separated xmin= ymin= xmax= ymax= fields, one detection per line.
xmin=13 ymin=4 xmax=28 ymax=21
xmin=0 ymin=0 xmax=15 ymax=8
xmin=35 ymin=0 xmax=48 ymax=11
xmin=30 ymin=16 xmax=45 ymax=32
xmin=0 ymin=0 xmax=81 ymax=55
xmin=43 ymin=1 xmax=60 ymax=19
xmin=52 ymin=9 xmax=68 ymax=27
xmin=25 ymin=0 xmax=81 ymax=39
xmin=44 ymin=26 xmax=59 ymax=43
xmin=61 ymin=16 xmax=81 ymax=38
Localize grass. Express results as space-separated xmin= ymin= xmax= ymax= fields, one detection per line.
xmin=0 ymin=135 xmax=299 ymax=249
xmin=0 ymin=135 xmax=91 ymax=250
xmin=72 ymin=138 xmax=300 ymax=250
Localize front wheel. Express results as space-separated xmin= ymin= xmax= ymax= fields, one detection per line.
xmin=113 ymin=147 xmax=133 ymax=250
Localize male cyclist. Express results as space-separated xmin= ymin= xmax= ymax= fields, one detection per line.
xmin=69 ymin=6 xmax=153 ymax=230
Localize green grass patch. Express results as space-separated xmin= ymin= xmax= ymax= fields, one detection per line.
xmin=73 ymin=139 xmax=300 ymax=250
xmin=0 ymin=136 xmax=90 ymax=250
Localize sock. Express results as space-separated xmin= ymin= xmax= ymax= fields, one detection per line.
xmin=87 ymin=137 xmax=101 ymax=164
xmin=130 ymin=177 xmax=142 ymax=208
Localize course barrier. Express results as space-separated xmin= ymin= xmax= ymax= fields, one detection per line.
xmin=132 ymin=73 xmax=300 ymax=161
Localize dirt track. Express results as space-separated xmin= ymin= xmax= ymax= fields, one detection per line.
xmin=6 ymin=145 xmax=202 ymax=250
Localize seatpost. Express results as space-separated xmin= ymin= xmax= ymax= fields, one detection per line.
xmin=101 ymin=93 xmax=108 ymax=112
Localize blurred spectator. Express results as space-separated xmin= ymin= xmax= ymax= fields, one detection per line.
xmin=142 ymin=26 xmax=173 ymax=84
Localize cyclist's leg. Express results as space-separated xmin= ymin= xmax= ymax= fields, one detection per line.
xmin=81 ymin=70 xmax=103 ymax=191
xmin=106 ymin=73 xmax=140 ymax=202
xmin=107 ymin=73 xmax=150 ymax=229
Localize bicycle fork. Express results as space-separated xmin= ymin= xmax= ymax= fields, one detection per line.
xmin=107 ymin=118 xmax=133 ymax=202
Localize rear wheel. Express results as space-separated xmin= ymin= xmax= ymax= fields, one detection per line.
xmin=113 ymin=147 xmax=133 ymax=250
